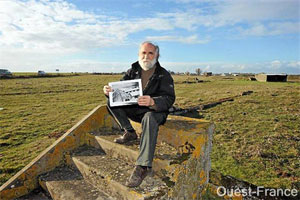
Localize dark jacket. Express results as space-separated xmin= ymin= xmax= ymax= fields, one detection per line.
xmin=121 ymin=61 xmax=176 ymax=113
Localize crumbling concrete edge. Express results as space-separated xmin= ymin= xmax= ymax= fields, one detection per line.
xmin=0 ymin=105 xmax=215 ymax=200
xmin=0 ymin=105 xmax=115 ymax=200
xmin=131 ymin=115 xmax=215 ymax=199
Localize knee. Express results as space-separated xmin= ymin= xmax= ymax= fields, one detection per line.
xmin=142 ymin=112 xmax=157 ymax=124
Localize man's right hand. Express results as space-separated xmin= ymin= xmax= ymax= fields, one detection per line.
xmin=103 ymin=85 xmax=112 ymax=96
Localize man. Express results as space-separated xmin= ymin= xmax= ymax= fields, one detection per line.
xmin=103 ymin=41 xmax=175 ymax=187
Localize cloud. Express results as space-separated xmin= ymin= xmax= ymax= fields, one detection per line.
xmin=287 ymin=61 xmax=300 ymax=68
xmin=157 ymin=9 xmax=206 ymax=31
xmin=265 ymin=60 xmax=300 ymax=74
xmin=0 ymin=0 xmax=119 ymax=53
xmin=238 ymin=22 xmax=300 ymax=36
xmin=0 ymin=0 xmax=299 ymax=72
xmin=7 ymin=58 xmax=299 ymax=74
xmin=1 ymin=0 xmax=298 ymax=55
xmin=52 ymin=61 xmax=131 ymax=73
xmin=161 ymin=60 xmax=300 ymax=74
xmin=6 ymin=58 xmax=132 ymax=73
xmin=203 ymin=65 xmax=211 ymax=72
xmin=271 ymin=60 xmax=281 ymax=69
xmin=0 ymin=0 xmax=175 ymax=53
xmin=0 ymin=0 xmax=178 ymax=69
xmin=163 ymin=0 xmax=300 ymax=34
xmin=215 ymin=0 xmax=299 ymax=25
xmin=146 ymin=35 xmax=210 ymax=44
xmin=171 ymin=0 xmax=299 ymax=21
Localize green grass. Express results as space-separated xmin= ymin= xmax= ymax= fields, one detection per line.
xmin=0 ymin=74 xmax=299 ymax=189
xmin=205 ymin=81 xmax=300 ymax=189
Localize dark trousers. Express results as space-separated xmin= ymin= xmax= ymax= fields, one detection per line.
xmin=107 ymin=104 xmax=167 ymax=167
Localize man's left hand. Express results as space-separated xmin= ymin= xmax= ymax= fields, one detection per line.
xmin=138 ymin=96 xmax=155 ymax=107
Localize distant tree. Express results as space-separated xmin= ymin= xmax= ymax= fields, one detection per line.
xmin=195 ymin=68 xmax=202 ymax=75
xmin=185 ymin=71 xmax=190 ymax=76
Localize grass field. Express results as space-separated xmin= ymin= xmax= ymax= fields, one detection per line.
xmin=0 ymin=74 xmax=299 ymax=190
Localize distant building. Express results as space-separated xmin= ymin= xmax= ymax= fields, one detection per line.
xmin=203 ymin=72 xmax=212 ymax=76
xmin=255 ymin=74 xmax=287 ymax=82
xmin=249 ymin=77 xmax=257 ymax=81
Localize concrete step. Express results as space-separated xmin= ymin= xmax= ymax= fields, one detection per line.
xmin=39 ymin=166 xmax=114 ymax=200
xmin=94 ymin=134 xmax=180 ymax=174
xmin=72 ymin=146 xmax=168 ymax=200
xmin=15 ymin=188 xmax=52 ymax=200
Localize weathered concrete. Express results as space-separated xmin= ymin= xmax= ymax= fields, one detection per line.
xmin=255 ymin=74 xmax=287 ymax=82
xmin=95 ymin=135 xmax=139 ymax=163
xmin=14 ymin=188 xmax=51 ymax=200
xmin=202 ymin=183 xmax=243 ymax=200
xmin=130 ymin=115 xmax=214 ymax=199
xmin=39 ymin=167 xmax=112 ymax=200
xmin=94 ymin=135 xmax=178 ymax=174
xmin=0 ymin=105 xmax=214 ymax=200
xmin=71 ymin=146 xmax=167 ymax=200
xmin=0 ymin=105 xmax=116 ymax=200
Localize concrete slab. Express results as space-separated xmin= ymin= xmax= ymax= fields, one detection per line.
xmin=95 ymin=134 xmax=180 ymax=174
xmin=15 ymin=188 xmax=52 ymax=200
xmin=0 ymin=105 xmax=116 ymax=200
xmin=39 ymin=167 xmax=113 ymax=200
xmin=72 ymin=146 xmax=168 ymax=200
xmin=95 ymin=135 xmax=139 ymax=163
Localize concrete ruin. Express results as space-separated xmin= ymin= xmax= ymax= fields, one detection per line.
xmin=203 ymin=72 xmax=212 ymax=76
xmin=0 ymin=105 xmax=217 ymax=200
xmin=255 ymin=74 xmax=287 ymax=82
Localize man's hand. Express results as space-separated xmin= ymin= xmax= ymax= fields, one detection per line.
xmin=103 ymin=85 xmax=112 ymax=96
xmin=138 ymin=95 xmax=155 ymax=107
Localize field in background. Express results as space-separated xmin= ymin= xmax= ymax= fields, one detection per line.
xmin=0 ymin=74 xmax=299 ymax=190
xmin=10 ymin=72 xmax=82 ymax=78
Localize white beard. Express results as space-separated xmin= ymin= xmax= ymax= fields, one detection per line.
xmin=138 ymin=58 xmax=157 ymax=71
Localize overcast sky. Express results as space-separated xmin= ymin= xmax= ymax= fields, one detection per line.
xmin=0 ymin=0 xmax=299 ymax=74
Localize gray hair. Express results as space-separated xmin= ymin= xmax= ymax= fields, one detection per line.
xmin=139 ymin=41 xmax=160 ymax=60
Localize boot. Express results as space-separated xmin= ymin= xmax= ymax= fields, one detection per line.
xmin=114 ymin=130 xmax=137 ymax=144
xmin=126 ymin=165 xmax=151 ymax=188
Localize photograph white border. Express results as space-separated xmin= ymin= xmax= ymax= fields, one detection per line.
xmin=109 ymin=79 xmax=143 ymax=107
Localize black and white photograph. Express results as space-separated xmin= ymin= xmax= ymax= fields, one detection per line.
xmin=109 ymin=79 xmax=142 ymax=107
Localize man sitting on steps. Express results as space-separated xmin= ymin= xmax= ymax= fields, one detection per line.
xmin=103 ymin=41 xmax=176 ymax=187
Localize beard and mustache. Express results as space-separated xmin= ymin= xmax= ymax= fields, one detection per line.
xmin=138 ymin=58 xmax=157 ymax=71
